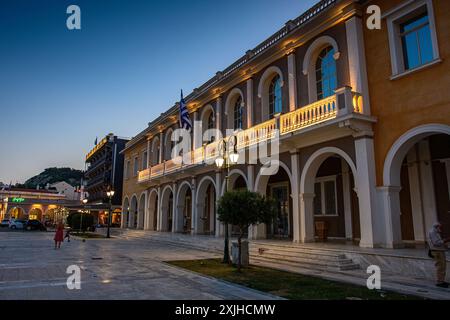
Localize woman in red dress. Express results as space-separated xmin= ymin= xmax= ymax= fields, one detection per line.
xmin=54 ymin=222 xmax=64 ymax=249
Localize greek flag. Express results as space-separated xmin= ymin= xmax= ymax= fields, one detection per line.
xmin=179 ymin=90 xmax=192 ymax=131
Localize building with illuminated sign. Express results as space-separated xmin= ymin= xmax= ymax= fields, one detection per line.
xmin=0 ymin=188 xmax=77 ymax=223
xmin=84 ymin=133 xmax=129 ymax=224
xmin=120 ymin=0 xmax=449 ymax=249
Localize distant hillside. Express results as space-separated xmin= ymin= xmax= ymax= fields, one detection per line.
xmin=23 ymin=167 xmax=84 ymax=189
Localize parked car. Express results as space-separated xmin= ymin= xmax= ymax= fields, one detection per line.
xmin=24 ymin=220 xmax=47 ymax=231
xmin=1 ymin=219 xmax=10 ymax=227
xmin=9 ymin=220 xmax=26 ymax=230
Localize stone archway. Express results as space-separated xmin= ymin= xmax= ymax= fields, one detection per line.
xmin=300 ymin=147 xmax=359 ymax=244
xmin=137 ymin=193 xmax=146 ymax=230
xmin=147 ymin=189 xmax=158 ymax=231
xmin=160 ymin=185 xmax=174 ymax=232
xmin=255 ymin=160 xmax=295 ymax=240
xmin=28 ymin=207 xmax=43 ymax=221
xmin=129 ymin=195 xmax=138 ymax=229
xmin=196 ymin=176 xmax=217 ymax=235
xmin=382 ymin=124 xmax=450 ymax=248
xmin=8 ymin=207 xmax=26 ymax=220
xmin=176 ymin=181 xmax=193 ymax=233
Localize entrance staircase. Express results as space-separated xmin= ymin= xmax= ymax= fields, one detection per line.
xmin=249 ymin=241 xmax=360 ymax=271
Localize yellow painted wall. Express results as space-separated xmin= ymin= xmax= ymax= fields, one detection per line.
xmin=362 ymin=0 xmax=450 ymax=185
xmin=122 ymin=139 xmax=148 ymax=203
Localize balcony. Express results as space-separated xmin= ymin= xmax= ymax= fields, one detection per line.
xmin=137 ymin=87 xmax=363 ymax=184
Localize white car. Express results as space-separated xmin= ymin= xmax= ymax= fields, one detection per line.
xmin=9 ymin=219 xmax=26 ymax=230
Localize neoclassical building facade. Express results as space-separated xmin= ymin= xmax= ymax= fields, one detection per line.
xmin=121 ymin=0 xmax=450 ymax=249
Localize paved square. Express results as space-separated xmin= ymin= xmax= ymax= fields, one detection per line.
xmin=0 ymin=230 xmax=278 ymax=300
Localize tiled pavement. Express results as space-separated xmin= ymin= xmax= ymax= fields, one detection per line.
xmin=0 ymin=230 xmax=280 ymax=300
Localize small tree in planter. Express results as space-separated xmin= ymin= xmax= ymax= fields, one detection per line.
xmin=217 ymin=190 xmax=277 ymax=272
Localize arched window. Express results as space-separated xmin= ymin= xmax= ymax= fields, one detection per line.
xmin=315 ymin=46 xmax=337 ymax=100
xmin=268 ymin=75 xmax=282 ymax=118
xmin=233 ymin=96 xmax=243 ymax=130
xmin=207 ymin=112 xmax=215 ymax=142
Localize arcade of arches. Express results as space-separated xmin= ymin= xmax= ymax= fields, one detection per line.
xmin=122 ymin=126 xmax=450 ymax=249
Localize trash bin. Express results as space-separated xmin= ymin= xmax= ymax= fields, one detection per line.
xmin=315 ymin=221 xmax=328 ymax=241
xmin=231 ymin=240 xmax=249 ymax=267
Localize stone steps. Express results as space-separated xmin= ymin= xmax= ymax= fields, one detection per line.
xmin=249 ymin=242 xmax=360 ymax=271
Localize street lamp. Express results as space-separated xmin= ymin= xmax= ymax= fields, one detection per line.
xmin=215 ymin=134 xmax=239 ymax=264
xmin=106 ymin=188 xmax=115 ymax=238
xmin=81 ymin=198 xmax=88 ymax=233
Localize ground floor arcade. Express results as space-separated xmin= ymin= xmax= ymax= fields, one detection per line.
xmin=121 ymin=124 xmax=450 ymax=249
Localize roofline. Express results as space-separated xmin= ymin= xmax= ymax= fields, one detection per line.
xmin=122 ymin=0 xmax=340 ymax=154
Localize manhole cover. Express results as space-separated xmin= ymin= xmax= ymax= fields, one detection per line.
xmin=91 ymin=257 xmax=103 ymax=260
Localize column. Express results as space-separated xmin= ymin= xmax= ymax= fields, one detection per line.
xmin=246 ymin=78 xmax=253 ymax=128
xmin=147 ymin=138 xmax=151 ymax=168
xmin=172 ymin=183 xmax=178 ymax=233
xmin=216 ymin=97 xmax=222 ymax=136
xmin=443 ymin=159 xmax=450 ymax=200
xmin=417 ymin=140 xmax=438 ymax=231
xmin=157 ymin=186 xmax=163 ymax=231
xmin=345 ymin=16 xmax=371 ymax=115
xmin=159 ymin=131 xmax=164 ymax=164
xmin=291 ymin=151 xmax=301 ymax=242
xmin=299 ymin=193 xmax=315 ymax=243
xmin=354 ymin=136 xmax=381 ymax=248
xmin=215 ymin=171 xmax=223 ymax=237
xmin=287 ymin=52 xmax=298 ymax=112
xmin=143 ymin=190 xmax=149 ymax=230
xmin=191 ymin=177 xmax=198 ymax=234
xmin=379 ymin=186 xmax=402 ymax=248
xmin=193 ymin=111 xmax=201 ymax=150
xmin=341 ymin=159 xmax=353 ymax=240
xmin=406 ymin=147 xmax=425 ymax=242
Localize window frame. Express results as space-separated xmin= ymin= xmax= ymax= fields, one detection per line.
xmin=315 ymin=46 xmax=337 ymax=100
xmin=268 ymin=75 xmax=283 ymax=118
xmin=313 ymin=175 xmax=338 ymax=217
xmin=233 ymin=95 xmax=243 ymax=130
xmin=133 ymin=156 xmax=139 ymax=177
xmin=384 ymin=0 xmax=440 ymax=79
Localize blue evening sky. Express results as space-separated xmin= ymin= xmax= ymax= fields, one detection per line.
xmin=0 ymin=0 xmax=317 ymax=184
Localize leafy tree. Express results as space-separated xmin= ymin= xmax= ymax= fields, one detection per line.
xmin=67 ymin=213 xmax=94 ymax=232
xmin=217 ymin=190 xmax=278 ymax=271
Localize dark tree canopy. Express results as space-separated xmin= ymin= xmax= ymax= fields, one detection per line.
xmin=23 ymin=167 xmax=84 ymax=189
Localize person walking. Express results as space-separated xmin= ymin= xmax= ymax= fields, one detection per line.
xmin=54 ymin=222 xmax=64 ymax=249
xmin=428 ymin=222 xmax=450 ymax=288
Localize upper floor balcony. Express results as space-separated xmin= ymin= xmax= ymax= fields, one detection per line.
xmin=137 ymin=87 xmax=365 ymax=184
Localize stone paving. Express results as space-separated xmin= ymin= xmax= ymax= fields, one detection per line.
xmin=0 ymin=230 xmax=280 ymax=300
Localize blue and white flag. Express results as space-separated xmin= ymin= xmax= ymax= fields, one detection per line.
xmin=179 ymin=90 xmax=192 ymax=131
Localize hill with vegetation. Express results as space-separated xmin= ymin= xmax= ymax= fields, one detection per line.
xmin=22 ymin=167 xmax=84 ymax=189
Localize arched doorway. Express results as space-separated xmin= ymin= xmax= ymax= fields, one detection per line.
xmin=129 ymin=196 xmax=138 ymax=229
xmin=300 ymin=147 xmax=360 ymax=244
xmin=8 ymin=207 xmax=26 ymax=220
xmin=122 ymin=198 xmax=129 ymax=228
xmin=137 ymin=194 xmax=145 ymax=229
xmin=255 ymin=162 xmax=294 ymax=239
xmin=176 ymin=182 xmax=192 ymax=233
xmin=147 ymin=189 xmax=158 ymax=231
xmin=222 ymin=169 xmax=249 ymax=236
xmin=28 ymin=207 xmax=43 ymax=221
xmin=196 ymin=176 xmax=217 ymax=235
xmin=383 ymin=124 xmax=450 ymax=247
xmin=161 ymin=186 xmax=174 ymax=232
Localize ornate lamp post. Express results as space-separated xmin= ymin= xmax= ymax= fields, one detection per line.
xmin=215 ymin=134 xmax=239 ymax=264
xmin=81 ymin=198 xmax=88 ymax=233
xmin=106 ymin=188 xmax=115 ymax=238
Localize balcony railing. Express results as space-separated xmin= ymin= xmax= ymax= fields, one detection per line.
xmin=138 ymin=87 xmax=362 ymax=183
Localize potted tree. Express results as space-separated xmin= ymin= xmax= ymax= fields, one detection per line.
xmin=217 ymin=190 xmax=277 ymax=272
